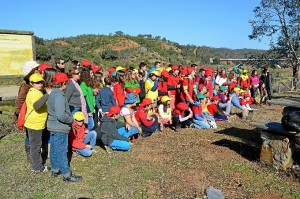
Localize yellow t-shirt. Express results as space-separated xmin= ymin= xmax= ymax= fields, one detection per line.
xmin=145 ymin=79 xmax=158 ymax=102
xmin=24 ymin=88 xmax=48 ymax=130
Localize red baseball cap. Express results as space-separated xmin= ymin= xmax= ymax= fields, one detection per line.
xmin=139 ymin=98 xmax=152 ymax=107
xmin=187 ymin=67 xmax=195 ymax=74
xmin=244 ymin=93 xmax=250 ymax=98
xmin=91 ymin=64 xmax=100 ymax=73
xmin=106 ymin=106 xmax=121 ymax=117
xmin=82 ymin=59 xmax=91 ymax=67
xmin=176 ymin=102 xmax=189 ymax=111
xmin=211 ymin=95 xmax=220 ymax=101
xmin=108 ymin=68 xmax=116 ymax=76
xmin=38 ymin=63 xmax=52 ymax=73
xmin=171 ymin=65 xmax=179 ymax=71
xmin=53 ymin=72 xmax=69 ymax=85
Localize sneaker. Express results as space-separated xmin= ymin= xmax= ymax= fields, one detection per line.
xmin=92 ymin=149 xmax=98 ymax=154
xmin=63 ymin=173 xmax=83 ymax=182
xmin=51 ymin=171 xmax=61 ymax=177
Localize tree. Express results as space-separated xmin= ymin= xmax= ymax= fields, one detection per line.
xmin=249 ymin=0 xmax=300 ymax=88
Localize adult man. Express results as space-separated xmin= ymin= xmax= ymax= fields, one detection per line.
xmin=53 ymin=58 xmax=65 ymax=73
xmin=167 ymin=65 xmax=181 ymax=110
xmin=260 ymin=67 xmax=273 ymax=100
xmin=149 ymin=61 xmax=161 ymax=74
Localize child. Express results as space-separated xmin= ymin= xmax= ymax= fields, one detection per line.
xmin=69 ymin=112 xmax=97 ymax=157
xmin=173 ymin=102 xmax=193 ymax=132
xmin=198 ymin=94 xmax=218 ymax=128
xmin=191 ymin=94 xmax=211 ymax=129
xmin=135 ymin=98 xmax=159 ymax=137
xmin=207 ymin=96 xmax=228 ymax=121
xmin=157 ymin=96 xmax=172 ymax=131
xmin=96 ymin=77 xmax=116 ymax=117
xmin=98 ymin=106 xmax=139 ymax=151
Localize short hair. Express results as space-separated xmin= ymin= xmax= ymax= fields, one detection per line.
xmin=154 ymin=61 xmax=160 ymax=66
xmin=139 ymin=62 xmax=147 ymax=69
xmin=191 ymin=64 xmax=197 ymax=67
xmin=55 ymin=58 xmax=63 ymax=65
xmin=104 ymin=77 xmax=112 ymax=85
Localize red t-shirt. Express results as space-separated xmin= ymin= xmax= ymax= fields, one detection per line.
xmin=204 ymin=78 xmax=213 ymax=98
xmin=167 ymin=74 xmax=180 ymax=95
xmin=192 ymin=105 xmax=202 ymax=116
xmin=180 ymin=78 xmax=195 ymax=101
xmin=207 ymin=104 xmax=218 ymax=116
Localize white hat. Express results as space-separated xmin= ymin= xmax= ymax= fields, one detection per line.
xmin=20 ymin=61 xmax=39 ymax=76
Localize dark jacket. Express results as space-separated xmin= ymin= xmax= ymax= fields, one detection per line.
xmin=65 ymin=81 xmax=82 ymax=107
xmin=98 ymin=115 xmax=127 ymax=145
xmin=96 ymin=87 xmax=116 ymax=112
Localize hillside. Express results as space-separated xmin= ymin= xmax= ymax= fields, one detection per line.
xmin=35 ymin=32 xmax=266 ymax=68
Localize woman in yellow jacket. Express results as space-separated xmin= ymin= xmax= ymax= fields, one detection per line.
xmin=24 ymin=73 xmax=51 ymax=173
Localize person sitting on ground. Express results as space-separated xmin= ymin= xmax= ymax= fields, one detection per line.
xmin=240 ymin=93 xmax=253 ymax=111
xmin=157 ymin=96 xmax=172 ymax=131
xmin=191 ymin=94 xmax=211 ymax=129
xmin=120 ymin=93 xmax=142 ymax=141
xmin=69 ymin=112 xmax=97 ymax=157
xmin=207 ymin=95 xmax=228 ymax=121
xmin=218 ymin=85 xmax=233 ymax=117
xmin=231 ymin=87 xmax=249 ymax=118
xmin=98 ymin=106 xmax=139 ymax=151
xmin=173 ymin=102 xmax=193 ymax=132
xmin=199 ymin=94 xmax=218 ymax=128
xmin=135 ymin=98 xmax=159 ymax=137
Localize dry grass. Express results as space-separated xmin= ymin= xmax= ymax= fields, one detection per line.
xmin=1 ymin=104 xmax=300 ymax=198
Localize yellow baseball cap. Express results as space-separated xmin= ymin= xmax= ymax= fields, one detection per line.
xmin=161 ymin=96 xmax=171 ymax=103
xmin=151 ymin=70 xmax=161 ymax=77
xmin=116 ymin=66 xmax=126 ymax=71
xmin=73 ymin=112 xmax=86 ymax=121
xmin=233 ymin=87 xmax=240 ymax=92
xmin=29 ymin=73 xmax=44 ymax=83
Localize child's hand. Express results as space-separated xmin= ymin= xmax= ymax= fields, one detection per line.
xmin=125 ymin=123 xmax=131 ymax=130
xmin=85 ymin=129 xmax=89 ymax=133
xmin=86 ymin=144 xmax=92 ymax=149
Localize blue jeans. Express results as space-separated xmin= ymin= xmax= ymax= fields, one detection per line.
xmin=218 ymin=102 xmax=232 ymax=115
xmin=70 ymin=106 xmax=81 ymax=116
xmin=50 ymin=132 xmax=70 ymax=177
xmin=193 ymin=119 xmax=211 ymax=129
xmin=76 ymin=131 xmax=97 ymax=157
xmin=109 ymin=126 xmax=139 ymax=151
xmin=87 ymin=115 xmax=95 ymax=131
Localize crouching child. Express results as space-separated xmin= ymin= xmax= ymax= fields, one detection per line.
xmin=98 ymin=106 xmax=139 ymax=151
xmin=69 ymin=112 xmax=97 ymax=157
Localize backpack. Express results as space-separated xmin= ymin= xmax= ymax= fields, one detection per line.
xmin=17 ymin=101 xmax=27 ymax=130
xmin=260 ymin=137 xmax=293 ymax=170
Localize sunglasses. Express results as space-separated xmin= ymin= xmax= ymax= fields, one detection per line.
xmin=34 ymin=81 xmax=44 ymax=84
xmin=73 ymin=72 xmax=80 ymax=75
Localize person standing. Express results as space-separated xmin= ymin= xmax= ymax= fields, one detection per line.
xmin=47 ymin=72 xmax=82 ymax=182
xmin=260 ymin=67 xmax=273 ymax=100
xmin=53 ymin=58 xmax=65 ymax=73
xmin=25 ymin=74 xmax=51 ymax=173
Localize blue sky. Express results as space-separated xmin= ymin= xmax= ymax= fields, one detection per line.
xmin=1 ymin=0 xmax=269 ymax=50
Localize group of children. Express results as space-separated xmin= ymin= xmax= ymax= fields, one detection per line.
xmin=15 ymin=59 xmax=271 ymax=182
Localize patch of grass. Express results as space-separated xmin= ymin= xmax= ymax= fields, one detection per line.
xmin=0 ymin=76 xmax=23 ymax=86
